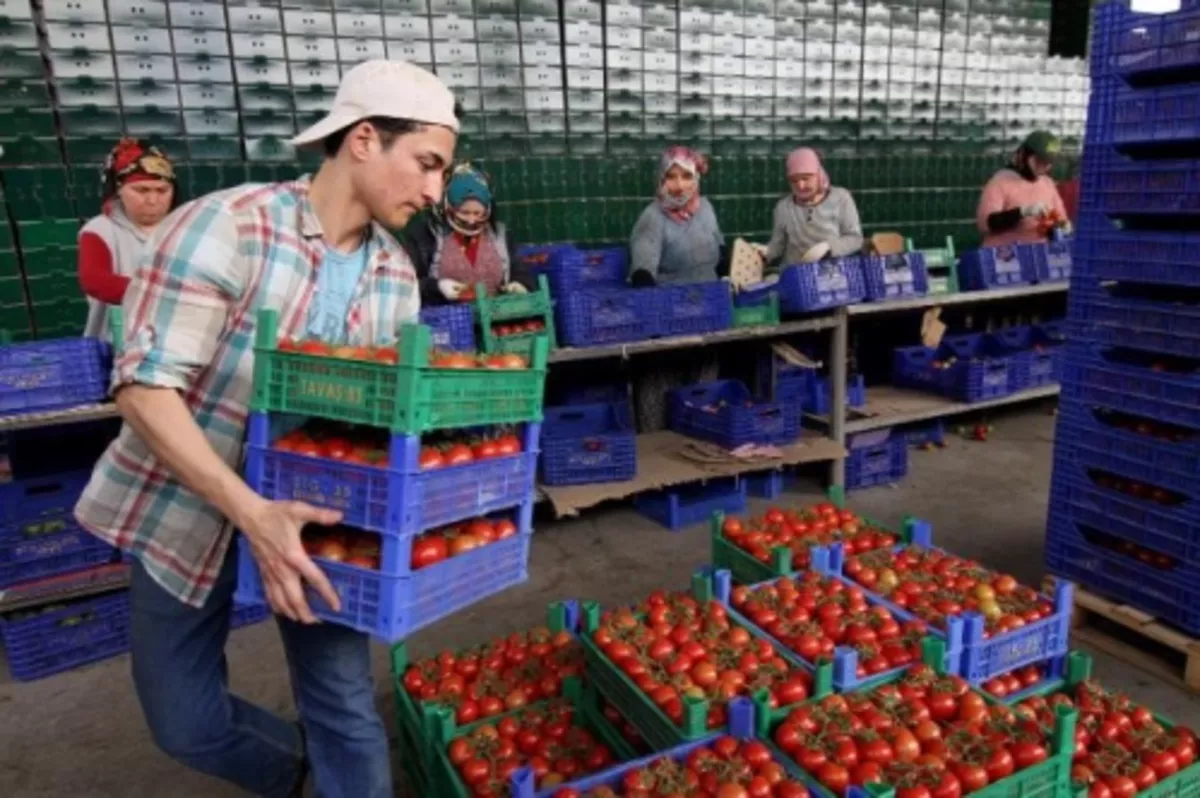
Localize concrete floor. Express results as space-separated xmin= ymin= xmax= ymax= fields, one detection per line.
xmin=3 ymin=404 xmax=1199 ymax=797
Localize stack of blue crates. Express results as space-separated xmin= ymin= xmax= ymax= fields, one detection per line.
xmin=1046 ymin=0 xmax=1200 ymax=635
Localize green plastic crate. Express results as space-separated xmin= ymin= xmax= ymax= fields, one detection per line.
xmin=250 ymin=309 xmax=548 ymax=433
xmin=475 ymin=274 xmax=557 ymax=356
xmin=0 ymin=302 xmax=33 ymax=336
xmin=0 ymin=136 xmax=60 ymax=165
xmin=20 ymin=245 xmax=76 ymax=274
xmin=18 ymin=219 xmax=79 ymax=248
xmin=0 ymin=276 xmax=24 ymax=304
xmin=732 ymin=292 xmax=780 ymax=328
xmin=31 ymin=297 xmax=87 ymax=330
xmin=34 ymin=320 xmax=83 ymax=339
xmin=389 ymin=602 xmax=578 ymax=788
xmin=25 ymin=270 xmax=78 ymax=303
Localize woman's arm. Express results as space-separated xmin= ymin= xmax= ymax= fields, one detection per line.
xmin=763 ymin=199 xmax=788 ymax=272
xmin=829 ymin=190 xmax=865 ymax=257
xmin=629 ymin=206 xmax=662 ymax=285
xmin=976 ymin=175 xmax=1022 ymax=234
xmin=77 ymin=232 xmax=130 ymax=305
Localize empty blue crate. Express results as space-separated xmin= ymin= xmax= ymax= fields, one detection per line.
xmin=517 ymin=244 xmax=627 ymax=293
xmin=635 ymin=477 xmax=746 ymax=530
xmin=861 ymin=252 xmax=929 ymax=301
xmin=806 ymin=372 xmax=867 ymax=416
xmin=1102 ymin=2 xmax=1200 ymax=82
xmin=1072 ymin=227 xmax=1200 ymax=287
xmin=959 ymin=245 xmax=1036 ymax=291
xmin=0 ymin=337 xmax=112 ymax=415
xmin=904 ymin=419 xmax=946 ymax=448
xmin=1094 ymin=157 xmax=1200 ymax=217
xmin=744 ymin=470 xmax=785 ymax=499
xmin=540 ymin=402 xmax=636 ymax=486
xmin=777 ymin=257 xmax=866 ymax=312
xmin=653 ymin=281 xmax=732 ymax=337
xmin=555 ymin=287 xmax=656 ymax=347
xmin=419 ymin=305 xmax=475 ymax=352
xmin=0 ymin=590 xmax=130 ymax=682
xmin=845 ymin=429 xmax=908 ymax=490
xmin=893 ymin=333 xmax=1020 ymax=402
xmin=244 ymin=413 xmax=539 ymax=537
xmin=1109 ymin=83 xmax=1200 ymax=146
xmin=1070 ymin=285 xmax=1200 ymax=359
xmin=1018 ymin=240 xmax=1072 ymax=283
xmin=991 ymin=325 xmax=1059 ymax=389
xmin=669 ymin=379 xmax=801 ymax=449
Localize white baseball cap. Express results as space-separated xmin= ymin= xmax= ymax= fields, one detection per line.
xmin=292 ymin=59 xmax=460 ymax=148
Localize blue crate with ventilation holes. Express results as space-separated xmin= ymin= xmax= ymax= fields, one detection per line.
xmin=540 ymin=402 xmax=637 ymax=486
xmin=777 ymin=257 xmax=867 ymax=312
xmin=635 ymin=478 xmax=747 ymax=531
xmin=418 ymin=305 xmax=475 ymax=352
xmin=0 ymin=590 xmax=130 ymax=681
xmin=668 ymin=380 xmax=802 ymax=449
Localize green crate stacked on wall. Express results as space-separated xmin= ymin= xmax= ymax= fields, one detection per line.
xmin=0 ymin=184 xmax=33 ymax=342
xmin=20 ymin=218 xmax=84 ymax=338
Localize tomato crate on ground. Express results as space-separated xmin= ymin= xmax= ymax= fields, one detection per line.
xmin=0 ymin=336 xmax=111 ymax=415
xmin=744 ymin=469 xmax=785 ymax=499
xmin=540 ymin=402 xmax=637 ymax=486
xmin=244 ymin=412 xmax=539 ymax=536
xmin=427 ymin=675 xmax=638 ymax=798
xmin=778 ymin=258 xmax=867 ymax=312
xmin=861 ymin=251 xmax=930 ymax=301
xmin=758 ymin=641 xmax=1079 ymax=798
xmin=635 ymin=477 xmax=747 ymax=531
xmin=506 ymin=697 xmax=815 ymax=797
xmin=991 ymin=325 xmax=1063 ymax=390
xmin=419 ymin=305 xmax=475 ymax=352
xmin=555 ymin=286 xmax=656 ymax=347
xmin=1019 ymin=239 xmax=1072 ymax=283
xmin=234 ymin=504 xmax=534 ymax=642
xmin=959 ymin=244 xmax=1037 ymax=291
xmin=814 ymin=526 xmax=1075 ymax=687
xmin=845 ymin=430 xmax=909 ymax=490
xmin=652 ymin=280 xmax=734 ymax=337
xmin=668 ymin=379 xmax=802 ymax=449
xmin=894 ymin=332 xmax=1023 ymax=402
xmin=1069 ymin=284 xmax=1200 ymax=360
xmin=578 ymin=571 xmax=822 ymax=752
xmin=732 ymin=285 xmax=781 ymax=327
xmin=250 ymin=310 xmax=549 ymax=434
xmin=0 ymin=590 xmax=130 ymax=682
xmin=389 ymin=601 xmax=582 ymax=787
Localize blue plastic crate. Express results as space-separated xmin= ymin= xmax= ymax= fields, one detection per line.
xmin=514 ymin=243 xmax=574 ymax=282
xmin=1101 ymin=2 xmax=1200 ymax=81
xmin=744 ymin=469 xmax=784 ymax=499
xmin=777 ymin=257 xmax=867 ymax=312
xmin=0 ymin=513 xmax=119 ymax=589
xmin=1060 ymin=344 xmax=1200 ymax=429
xmin=816 ymin=527 xmax=1074 ymax=686
xmin=668 ymin=379 xmax=802 ymax=448
xmin=559 ymin=383 xmax=629 ymax=406
xmin=555 ymin=286 xmax=656 ymax=347
xmin=958 ymin=244 xmax=1036 ymax=291
xmin=1054 ymin=414 xmax=1198 ymax=506
xmin=903 ymin=419 xmax=946 ymax=448
xmin=231 ymin=602 xmax=270 ymax=629
xmin=652 ymin=280 xmax=733 ymax=337
xmin=845 ymin=430 xmax=908 ymax=490
xmin=244 ymin=413 xmax=539 ymax=538
xmin=0 ymin=590 xmax=130 ymax=681
xmin=539 ymin=402 xmax=637 ymax=486
xmin=0 ymin=337 xmax=111 ymax=415
xmin=991 ymin=326 xmax=1058 ymax=389
xmin=1069 ymin=285 xmax=1200 ymax=360
xmin=893 ymin=333 xmax=1020 ymax=402
xmin=1055 ymin=403 xmax=1200 ymax=485
xmin=1109 ymin=83 xmax=1200 ymax=146
xmin=861 ymin=252 xmax=929 ymax=301
xmin=550 ymin=246 xmax=628 ymax=292
xmin=1046 ymin=517 xmax=1200 ymax=636
xmin=1071 ymin=226 xmax=1200 ymax=287
xmin=806 ymin=372 xmax=867 ymax=416
xmin=418 ymin=305 xmax=475 ymax=352
xmin=1094 ymin=157 xmax=1200 ymax=218
xmin=1018 ymin=240 xmax=1072 ymax=283
xmin=635 ymin=478 xmax=746 ymax=531
xmin=234 ymin=502 xmax=534 ymax=642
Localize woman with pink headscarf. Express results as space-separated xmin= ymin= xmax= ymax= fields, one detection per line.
xmin=629 ymin=146 xmax=726 ymax=286
xmin=763 ymin=147 xmax=863 ymax=268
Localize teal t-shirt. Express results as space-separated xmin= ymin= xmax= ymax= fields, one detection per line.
xmin=306 ymin=244 xmax=369 ymax=342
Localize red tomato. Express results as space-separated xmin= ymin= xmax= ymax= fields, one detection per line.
xmin=817 ymin=762 xmax=850 ymax=794
xmin=445 ymin=443 xmax=474 ymax=466
xmin=314 ymin=539 xmax=347 ymax=562
xmin=419 ymin=446 xmax=445 ymax=470
xmin=411 ymin=536 xmax=448 ymax=569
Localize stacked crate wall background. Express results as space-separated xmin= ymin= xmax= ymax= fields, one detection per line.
xmin=0 ymin=0 xmax=1088 ymax=340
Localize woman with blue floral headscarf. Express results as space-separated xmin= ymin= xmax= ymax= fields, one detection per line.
xmin=407 ymin=161 xmax=532 ymax=305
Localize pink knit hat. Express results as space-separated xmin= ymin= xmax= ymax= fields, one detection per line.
xmin=786 ymin=147 xmax=830 ymax=204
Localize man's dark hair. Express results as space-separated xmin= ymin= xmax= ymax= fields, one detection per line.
xmin=322 ymin=102 xmax=465 ymax=158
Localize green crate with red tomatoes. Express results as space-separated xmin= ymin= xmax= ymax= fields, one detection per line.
xmin=390 ymin=601 xmax=584 ymax=792
xmin=812 ymin=527 xmax=1074 ymax=689
xmin=759 ymin=640 xmax=1079 ymax=798
xmin=710 ymin=489 xmax=918 ymax=587
xmin=1006 ymin=651 xmax=1199 ymax=798
xmin=475 ymin=275 xmax=558 ymax=360
xmin=579 ymin=571 xmax=822 ymax=753
xmin=250 ymin=308 xmax=548 ymax=434
xmin=428 ymin=675 xmax=638 ymax=798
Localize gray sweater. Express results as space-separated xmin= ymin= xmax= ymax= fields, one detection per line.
xmin=629 ymin=198 xmax=724 ymax=284
xmin=764 ymin=187 xmax=864 ymax=270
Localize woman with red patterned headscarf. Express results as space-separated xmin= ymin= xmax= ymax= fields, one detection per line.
xmin=628 ymin=146 xmax=727 ymax=286
xmin=78 ymin=137 xmax=178 ymax=338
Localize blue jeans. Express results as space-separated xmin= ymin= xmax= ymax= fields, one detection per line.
xmin=129 ymin=543 xmax=392 ymax=798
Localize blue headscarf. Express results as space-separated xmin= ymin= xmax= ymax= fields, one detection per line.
xmin=445 ymin=163 xmax=493 ymax=210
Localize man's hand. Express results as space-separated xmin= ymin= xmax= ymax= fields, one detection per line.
xmin=241 ymin=499 xmax=344 ymax=624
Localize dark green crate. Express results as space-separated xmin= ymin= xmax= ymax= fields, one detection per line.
xmin=18 ymin=220 xmax=79 ymax=248
xmin=0 ymin=107 xmax=55 ymax=136
xmin=31 ymin=297 xmax=87 ymax=329
xmin=25 ymin=270 xmax=78 ymax=303
xmin=64 ymin=136 xmax=116 ymax=166
xmin=186 ymin=136 xmax=243 ymax=162
xmin=0 ymin=49 xmax=46 ymax=80
xmin=0 ymin=302 xmax=33 ymax=335
xmin=34 ymin=320 xmax=84 ymax=339
xmin=0 ymin=276 xmax=25 ymax=304
xmin=0 ymin=136 xmax=60 ymax=165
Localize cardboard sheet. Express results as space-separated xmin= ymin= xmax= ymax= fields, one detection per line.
xmin=539 ymin=430 xmax=846 ymax=517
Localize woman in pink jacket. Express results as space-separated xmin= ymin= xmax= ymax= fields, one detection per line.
xmin=976 ymin=130 xmax=1069 ymax=247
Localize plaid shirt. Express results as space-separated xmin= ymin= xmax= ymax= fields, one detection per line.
xmin=74 ymin=179 xmax=420 ymax=607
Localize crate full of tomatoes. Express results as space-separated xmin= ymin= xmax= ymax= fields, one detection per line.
xmin=250 ymin=309 xmax=548 ymax=434
xmin=579 ymin=572 xmax=817 ymax=752
xmin=710 ymin=498 xmax=907 ymax=587
xmin=511 ymin=697 xmax=815 ymax=798
xmin=235 ymin=504 xmax=533 ymax=642
xmin=391 ymin=602 xmax=584 ymax=793
xmin=764 ymin=648 xmax=1077 ymax=798
xmin=244 ymin=413 xmax=539 ymax=537
xmin=1009 ymin=651 xmax=1198 ymax=798
xmin=822 ymin=525 xmax=1074 ymax=686
xmin=475 ymin=275 xmax=558 ymax=359
xmin=714 ymin=565 xmax=948 ymax=692
xmin=428 ymin=676 xmax=637 ymax=797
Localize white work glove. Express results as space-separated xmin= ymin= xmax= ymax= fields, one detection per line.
xmin=501 ymin=282 xmax=528 ymax=294
xmin=1021 ymin=202 xmax=1050 ymax=219
xmin=438 ymin=279 xmax=466 ymax=300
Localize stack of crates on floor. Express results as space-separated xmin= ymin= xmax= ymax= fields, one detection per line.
xmin=1046 ymin=0 xmax=1200 ymax=637
xmin=235 ymin=309 xmax=548 ymax=642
